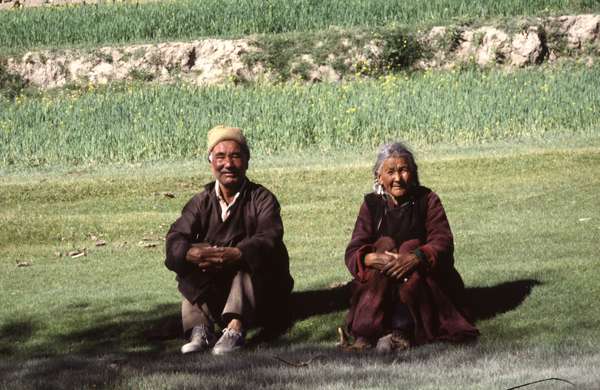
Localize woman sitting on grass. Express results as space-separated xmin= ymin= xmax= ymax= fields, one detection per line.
xmin=344 ymin=142 xmax=479 ymax=352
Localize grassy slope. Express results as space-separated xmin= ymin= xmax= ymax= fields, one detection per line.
xmin=2 ymin=64 xmax=600 ymax=167
xmin=1 ymin=146 xmax=599 ymax=388
xmin=1 ymin=0 xmax=598 ymax=52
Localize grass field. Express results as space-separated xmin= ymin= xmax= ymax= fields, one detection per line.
xmin=1 ymin=145 xmax=599 ymax=388
xmin=2 ymin=63 xmax=599 ymax=168
xmin=0 ymin=0 xmax=598 ymax=52
xmin=1 ymin=0 xmax=600 ymax=387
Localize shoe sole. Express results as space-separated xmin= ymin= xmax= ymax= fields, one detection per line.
xmin=211 ymin=345 xmax=242 ymax=355
xmin=181 ymin=345 xmax=209 ymax=354
xmin=181 ymin=341 xmax=213 ymax=354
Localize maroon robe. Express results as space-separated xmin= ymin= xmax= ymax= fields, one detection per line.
xmin=345 ymin=186 xmax=478 ymax=344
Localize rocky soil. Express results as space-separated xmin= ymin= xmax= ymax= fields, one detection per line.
xmin=4 ymin=14 xmax=600 ymax=89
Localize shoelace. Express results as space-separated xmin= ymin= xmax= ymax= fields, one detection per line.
xmin=221 ymin=328 xmax=242 ymax=338
xmin=191 ymin=326 xmax=212 ymax=342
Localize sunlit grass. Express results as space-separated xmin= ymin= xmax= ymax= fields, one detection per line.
xmin=1 ymin=146 xmax=599 ymax=387
xmin=0 ymin=147 xmax=600 ymax=388
xmin=1 ymin=148 xmax=599 ymax=346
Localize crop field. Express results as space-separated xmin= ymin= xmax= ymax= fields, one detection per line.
xmin=2 ymin=64 xmax=600 ymax=168
xmin=1 ymin=0 xmax=599 ymax=52
xmin=1 ymin=0 xmax=600 ymax=388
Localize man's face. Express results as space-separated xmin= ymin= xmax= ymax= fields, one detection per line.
xmin=209 ymin=140 xmax=248 ymax=189
xmin=378 ymin=156 xmax=413 ymax=199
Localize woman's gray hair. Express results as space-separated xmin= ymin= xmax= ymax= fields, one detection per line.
xmin=372 ymin=142 xmax=420 ymax=194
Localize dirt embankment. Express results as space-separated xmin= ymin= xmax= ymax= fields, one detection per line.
xmin=4 ymin=14 xmax=600 ymax=89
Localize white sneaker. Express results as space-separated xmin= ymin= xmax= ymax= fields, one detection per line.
xmin=211 ymin=328 xmax=244 ymax=355
xmin=375 ymin=330 xmax=412 ymax=353
xmin=181 ymin=325 xmax=215 ymax=354
xmin=375 ymin=333 xmax=394 ymax=353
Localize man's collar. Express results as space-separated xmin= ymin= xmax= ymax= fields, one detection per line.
xmin=214 ymin=178 xmax=247 ymax=202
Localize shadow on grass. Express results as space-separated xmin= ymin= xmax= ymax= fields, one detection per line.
xmin=465 ymin=279 xmax=541 ymax=321
xmin=0 ymin=279 xmax=540 ymax=388
xmin=0 ymin=279 xmax=540 ymax=351
xmin=0 ymin=319 xmax=38 ymax=355
xmin=251 ymin=278 xmax=542 ymax=344
xmin=135 ymin=283 xmax=356 ymax=346
xmin=1 ymin=343 xmax=466 ymax=389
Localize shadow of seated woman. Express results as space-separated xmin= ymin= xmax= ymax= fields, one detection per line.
xmin=250 ymin=278 xmax=542 ymax=345
xmin=464 ymin=279 xmax=541 ymax=321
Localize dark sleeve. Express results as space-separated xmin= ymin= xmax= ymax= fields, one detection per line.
xmin=236 ymin=188 xmax=285 ymax=273
xmin=344 ymin=200 xmax=376 ymax=282
xmin=419 ymin=191 xmax=454 ymax=271
xmin=164 ymin=193 xmax=204 ymax=276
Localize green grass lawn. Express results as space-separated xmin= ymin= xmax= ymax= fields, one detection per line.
xmin=1 ymin=145 xmax=599 ymax=388
xmin=1 ymin=0 xmax=598 ymax=52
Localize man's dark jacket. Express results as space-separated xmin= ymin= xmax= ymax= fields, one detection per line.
xmin=165 ymin=180 xmax=293 ymax=325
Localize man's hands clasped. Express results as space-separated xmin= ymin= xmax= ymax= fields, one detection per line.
xmin=186 ymin=243 xmax=242 ymax=271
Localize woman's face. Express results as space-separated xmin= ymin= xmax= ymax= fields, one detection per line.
xmin=378 ymin=156 xmax=413 ymax=199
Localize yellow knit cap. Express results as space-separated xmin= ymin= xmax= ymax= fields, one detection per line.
xmin=206 ymin=125 xmax=247 ymax=154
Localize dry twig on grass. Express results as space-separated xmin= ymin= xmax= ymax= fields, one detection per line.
xmin=506 ymin=377 xmax=576 ymax=389
xmin=271 ymin=355 xmax=325 ymax=367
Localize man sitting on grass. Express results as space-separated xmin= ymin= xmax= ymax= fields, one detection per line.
xmin=165 ymin=125 xmax=294 ymax=355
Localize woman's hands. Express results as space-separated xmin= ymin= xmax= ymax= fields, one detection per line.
xmin=382 ymin=252 xmax=420 ymax=280
xmin=364 ymin=252 xmax=391 ymax=271
xmin=186 ymin=243 xmax=242 ymax=271
xmin=364 ymin=251 xmax=421 ymax=281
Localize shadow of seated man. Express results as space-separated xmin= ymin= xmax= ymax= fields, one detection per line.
xmin=165 ymin=125 xmax=293 ymax=355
